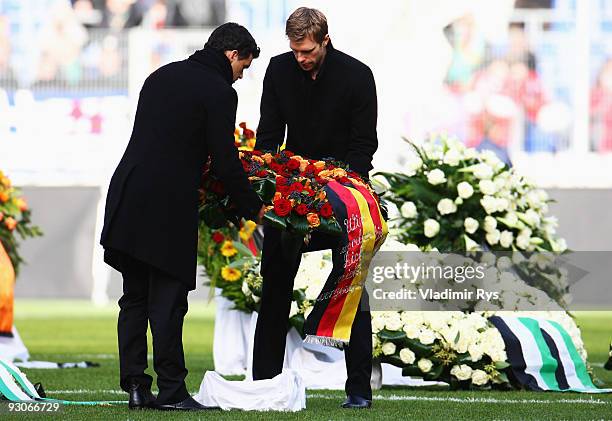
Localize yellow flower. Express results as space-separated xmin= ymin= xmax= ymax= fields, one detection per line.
xmin=221 ymin=266 xmax=242 ymax=282
xmin=239 ymin=220 xmax=257 ymax=241
xmin=220 ymin=240 xmax=237 ymax=257
xmin=247 ymin=138 xmax=256 ymax=149
xmin=262 ymin=153 xmax=273 ymax=164
xmin=331 ymin=168 xmax=347 ymax=178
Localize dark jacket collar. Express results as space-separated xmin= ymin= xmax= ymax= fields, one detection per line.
xmin=188 ymin=47 xmax=233 ymax=85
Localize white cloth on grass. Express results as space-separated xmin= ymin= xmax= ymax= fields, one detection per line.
xmin=194 ymin=370 xmax=306 ymax=412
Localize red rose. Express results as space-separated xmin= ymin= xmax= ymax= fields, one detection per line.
xmin=304 ymin=188 xmax=315 ymax=196
xmin=286 ymin=159 xmax=300 ymax=171
xmin=270 ymin=162 xmax=283 ymax=173
xmin=283 ymin=150 xmax=294 ymax=157
xmin=320 ymin=202 xmax=333 ymax=218
xmin=295 ymin=203 xmax=309 ymax=216
xmin=277 ymin=184 xmax=290 ymax=195
xmin=304 ymin=163 xmax=316 ymax=175
xmin=273 ymin=198 xmax=292 ymax=217
xmin=276 ymin=175 xmax=288 ymax=186
xmin=239 ymin=122 xmax=247 ymax=129
xmin=244 ymin=129 xmax=255 ymax=138
xmin=251 ymin=150 xmax=263 ymax=156
xmin=242 ymin=161 xmax=251 ymax=172
xmin=212 ymin=231 xmax=225 ymax=244
xmin=289 ymin=181 xmax=303 ymax=192
xmin=256 ymin=170 xmax=268 ymax=177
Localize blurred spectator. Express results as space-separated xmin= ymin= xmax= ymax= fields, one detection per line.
xmin=590 ymin=58 xmax=612 ymax=152
xmin=71 ymin=0 xmax=104 ymax=27
xmin=101 ymin=0 xmax=143 ymax=30
xmin=164 ymin=0 xmax=226 ymax=27
xmin=37 ymin=0 xmax=88 ymax=84
xmin=142 ymin=0 xmax=167 ymax=29
xmin=0 ymin=15 xmax=9 ymax=73
xmin=445 ymin=14 xmax=486 ymax=92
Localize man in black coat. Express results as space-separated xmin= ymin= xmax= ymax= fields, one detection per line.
xmin=100 ymin=23 xmax=265 ymax=411
xmin=253 ymin=8 xmax=378 ymax=409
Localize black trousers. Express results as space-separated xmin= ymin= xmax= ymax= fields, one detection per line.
xmin=117 ymin=252 xmax=190 ymax=405
xmin=252 ymin=226 xmax=373 ymax=400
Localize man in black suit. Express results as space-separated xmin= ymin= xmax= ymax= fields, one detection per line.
xmin=100 ymin=23 xmax=265 ymax=411
xmin=253 ymin=7 xmax=378 ymax=409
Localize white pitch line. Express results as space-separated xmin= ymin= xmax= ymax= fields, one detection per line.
xmin=49 ymin=390 xmax=612 ymax=405
xmin=307 ymin=394 xmax=612 ymax=405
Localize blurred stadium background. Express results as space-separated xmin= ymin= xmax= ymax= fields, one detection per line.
xmin=0 ymin=0 xmax=611 ymax=302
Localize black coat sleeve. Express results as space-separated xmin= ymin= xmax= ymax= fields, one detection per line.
xmin=207 ymin=88 xmax=262 ymax=220
xmin=255 ymin=60 xmax=286 ymax=152
xmin=345 ymin=67 xmax=378 ymax=178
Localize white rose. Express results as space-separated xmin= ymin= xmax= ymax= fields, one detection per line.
xmin=481 ymin=195 xmax=498 ymax=214
xmin=417 ymin=358 xmax=433 ymax=373
xmin=403 ymin=324 xmax=421 ymax=339
xmin=385 ymin=314 xmax=403 ymax=332
xmin=464 ymin=235 xmax=480 ymax=251
xmin=516 ymin=232 xmax=531 ymax=250
xmin=305 ymin=285 xmax=320 ymax=301
xmin=252 ymin=295 xmax=260 ymax=303
xmin=400 ymin=201 xmax=418 ymax=219
xmin=464 ymin=217 xmax=479 ymax=234
xmin=407 ymin=157 xmax=423 ymax=175
xmin=382 ymin=342 xmax=397 ymax=356
xmin=486 ymin=229 xmax=501 ymax=246
xmin=499 ymin=230 xmax=514 ymax=248
xmin=464 ymin=147 xmax=478 ymax=159
xmin=424 ymin=219 xmax=440 ymax=238
xmin=457 ymin=181 xmax=474 ymax=199
xmin=496 ymin=256 xmax=512 ymax=270
xmin=443 ymin=148 xmax=462 ymax=166
xmin=552 ymin=238 xmax=568 ymax=253
xmin=502 ymin=212 xmax=519 ymax=227
xmin=241 ymin=281 xmax=251 ymax=296
xmin=418 ymin=328 xmax=437 ymax=345
xmin=484 ymin=216 xmax=497 ymax=232
xmin=450 ymin=364 xmax=473 ymax=381
xmin=479 ymin=179 xmax=497 ymax=195
xmin=468 ymin=343 xmax=484 ymax=362
xmin=399 ymin=348 xmax=416 ymax=364
xmin=427 ymin=169 xmax=447 ymax=185
xmin=372 ymin=334 xmax=380 ymax=349
xmin=471 ymin=369 xmax=489 ymax=385
xmin=437 ymin=198 xmax=457 ymax=215
xmin=371 ymin=314 xmax=387 ymax=333
xmin=473 ymin=163 xmax=494 ymax=179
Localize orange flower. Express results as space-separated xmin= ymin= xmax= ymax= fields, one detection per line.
xmin=5 ymin=217 xmax=17 ymax=231
xmin=313 ymin=161 xmax=326 ymax=170
xmin=317 ymin=190 xmax=327 ymax=201
xmin=299 ymin=160 xmax=309 ymax=172
xmin=262 ymin=153 xmax=273 ymax=164
xmin=331 ymin=168 xmax=347 ymax=178
xmin=251 ymin=155 xmax=264 ymax=164
xmin=0 ymin=176 xmax=10 ymax=188
xmin=273 ymin=192 xmax=282 ymax=201
xmin=306 ymin=212 xmax=320 ymax=228
xmin=247 ymin=138 xmax=256 ymax=149
xmin=220 ymin=240 xmax=238 ymax=257
xmin=15 ymin=198 xmax=28 ymax=211
xmin=0 ymin=212 xmax=3 ymax=221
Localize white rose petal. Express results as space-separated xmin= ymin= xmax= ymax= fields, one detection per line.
xmin=473 ymin=163 xmax=494 ymax=179
xmin=464 ymin=217 xmax=479 ymax=234
xmin=464 ymin=235 xmax=480 ymax=251
xmin=484 ymin=216 xmax=497 ymax=232
xmin=481 ymin=195 xmax=498 ymax=214
xmin=457 ymin=181 xmax=474 ymax=199
xmin=382 ymin=342 xmax=397 ymax=356
xmin=427 ymin=169 xmax=447 ymax=185
xmin=424 ymin=219 xmax=440 ymax=238
xmin=443 ymin=148 xmax=462 ymax=166
xmin=400 ymin=201 xmax=418 ymax=219
xmin=438 ymin=198 xmax=458 ymax=215
xmin=479 ymin=179 xmax=497 ymax=195
xmin=450 ymin=364 xmax=473 ymax=381
xmin=486 ymin=229 xmax=501 ymax=246
xmin=418 ymin=328 xmax=437 ymax=345
xmin=399 ymin=348 xmax=416 ymax=364
xmin=499 ymin=230 xmax=514 ymax=248
xmin=289 ymin=301 xmax=299 ymax=318
xmin=417 ymin=358 xmax=433 ymax=373
xmin=471 ymin=369 xmax=489 ymax=385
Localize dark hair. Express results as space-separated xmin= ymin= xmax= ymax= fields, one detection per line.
xmin=205 ymin=22 xmax=260 ymax=59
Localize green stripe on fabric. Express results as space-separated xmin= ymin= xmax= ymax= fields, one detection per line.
xmin=518 ymin=317 xmax=560 ymax=391
xmin=548 ymin=320 xmax=598 ymax=391
xmin=0 ymin=365 xmax=28 ymax=401
xmin=0 ymin=360 xmax=39 ymax=399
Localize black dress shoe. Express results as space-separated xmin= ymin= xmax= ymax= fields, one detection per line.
xmin=128 ymin=382 xmax=156 ymax=410
xmin=154 ymin=396 xmax=219 ymax=411
xmin=341 ymin=395 xmax=372 ymax=409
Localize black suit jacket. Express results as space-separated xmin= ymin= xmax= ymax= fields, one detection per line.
xmin=256 ymin=42 xmax=378 ymax=177
xmin=100 ymin=47 xmax=262 ymax=289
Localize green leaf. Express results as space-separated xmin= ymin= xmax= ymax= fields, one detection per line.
xmin=287 ymin=213 xmax=311 ymax=235
xmin=318 ymin=217 xmax=343 ymax=236
xmin=401 ymin=365 xmax=423 ymax=377
xmin=379 ymin=329 xmax=407 ymax=342
xmin=424 ymin=363 xmax=444 ymax=380
xmin=293 ymin=289 xmax=307 ymax=303
xmin=232 ymin=241 xmax=255 ymax=257
xmin=405 ymin=337 xmax=434 ymax=357
xmin=253 ymin=178 xmax=276 ymax=202
xmin=200 ymin=203 xmax=228 ymax=228
xmin=227 ymin=257 xmax=253 ymax=269
xmin=494 ymin=361 xmax=510 ymax=370
xmin=263 ymin=212 xmax=287 ymax=229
